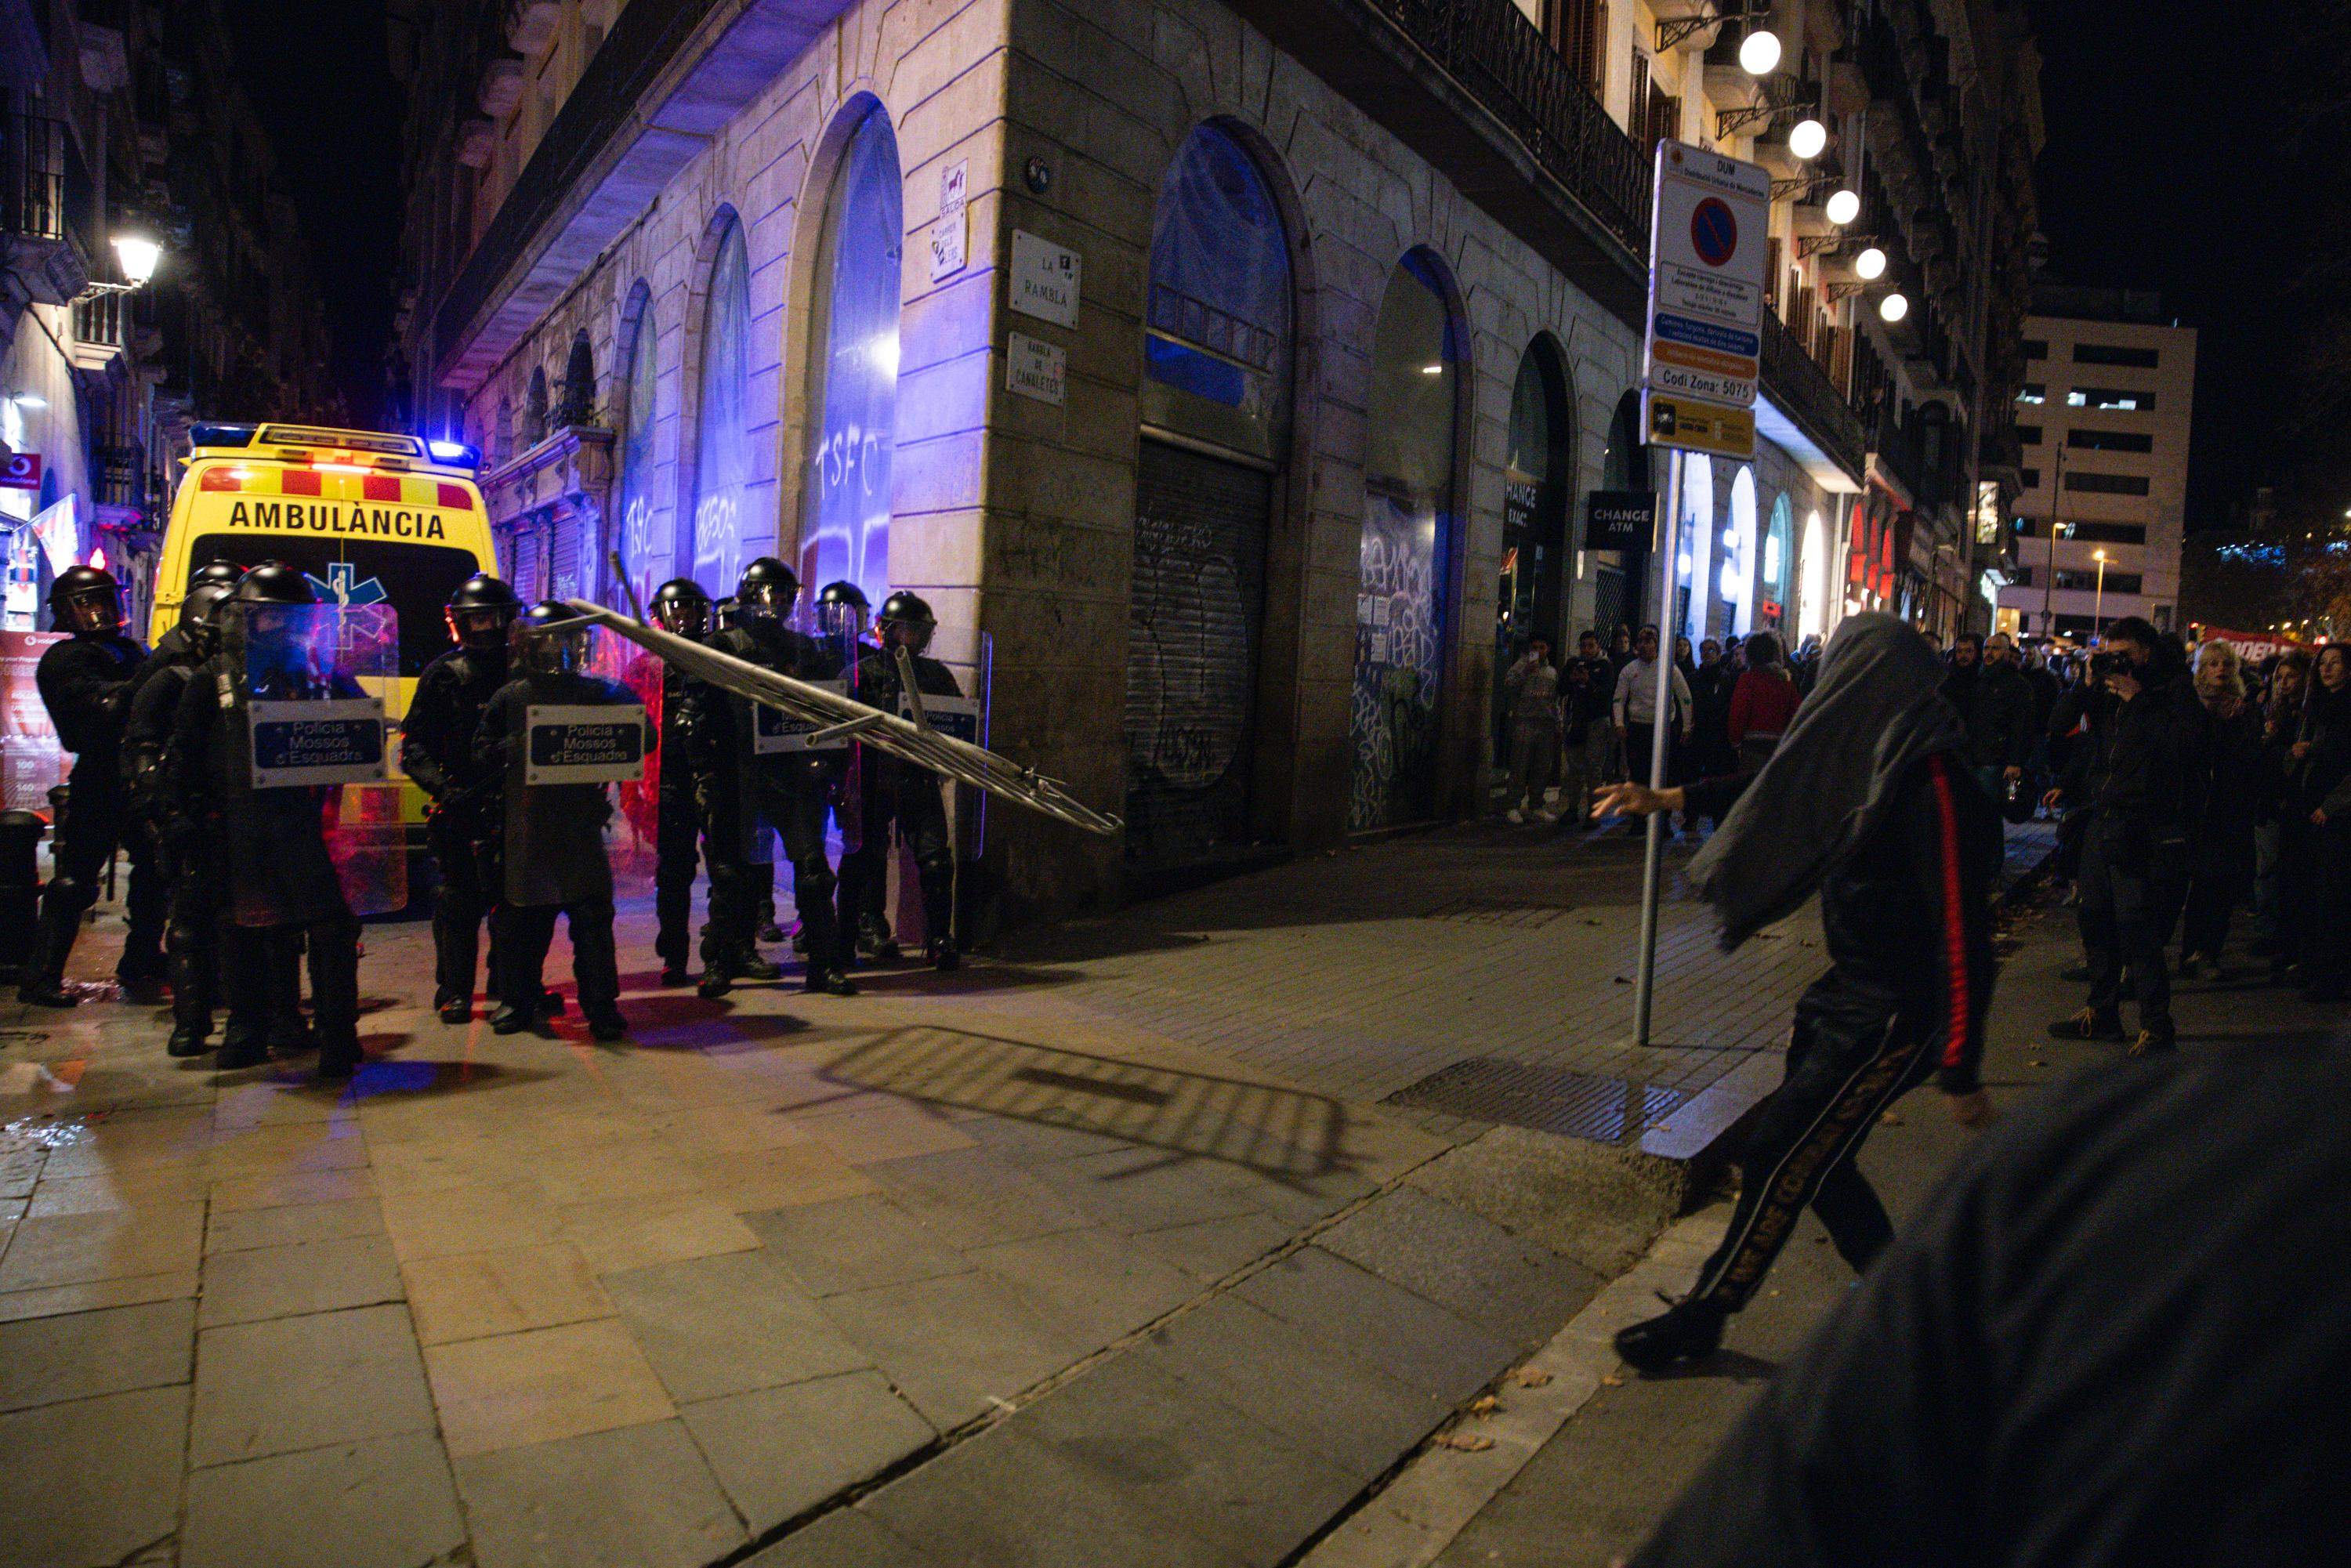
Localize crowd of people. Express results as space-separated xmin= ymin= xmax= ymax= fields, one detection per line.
xmin=14 ymin=558 xmax=964 ymax=1083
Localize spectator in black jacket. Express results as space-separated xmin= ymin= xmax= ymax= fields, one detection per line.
xmin=2049 ymin=618 xmax=2205 ymax=1052
xmin=2286 ymin=643 xmax=2351 ymax=999
xmin=1942 ymin=632 xmax=2034 ymax=799
xmin=2254 ymin=649 xmax=2311 ymax=963
xmin=1596 ymin=614 xmax=1997 ymax=1372
xmin=2180 ymin=641 xmax=2262 ymax=977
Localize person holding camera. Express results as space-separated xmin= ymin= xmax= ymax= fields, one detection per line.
xmin=2047 ymin=619 xmax=2205 ymax=1054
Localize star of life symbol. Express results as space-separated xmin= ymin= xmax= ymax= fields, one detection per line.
xmin=306 ymin=562 xmax=389 ymax=607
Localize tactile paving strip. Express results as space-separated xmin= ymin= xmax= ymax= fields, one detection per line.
xmin=1381 ymin=1057 xmax=1689 ymax=1145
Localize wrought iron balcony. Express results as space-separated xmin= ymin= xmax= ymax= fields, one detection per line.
xmin=2 ymin=112 xmax=97 ymax=304
xmin=1759 ymin=307 xmax=1866 ymax=482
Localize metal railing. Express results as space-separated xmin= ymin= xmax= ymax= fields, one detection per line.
xmin=96 ymin=446 xmax=150 ymax=513
xmin=1368 ymin=0 xmax=1652 ymax=253
xmin=0 ymin=113 xmax=96 ymax=259
xmin=72 ymin=288 xmax=127 ymax=350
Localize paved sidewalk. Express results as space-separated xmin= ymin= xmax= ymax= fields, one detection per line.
xmin=0 ymin=817 xmax=2045 ymax=1568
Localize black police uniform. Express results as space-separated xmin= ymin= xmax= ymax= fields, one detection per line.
xmin=121 ymin=590 xmax=230 ymax=1051
xmin=21 ymin=584 xmax=162 ymax=1003
xmin=404 ymin=640 xmax=511 ymax=1015
xmin=643 ymin=578 xmax=719 ymax=982
xmin=840 ymin=643 xmax=962 ymax=963
xmin=475 ymin=663 xmax=647 ymax=1037
xmin=696 ymin=614 xmax=852 ymax=993
xmin=168 ymin=599 xmax=364 ymax=1078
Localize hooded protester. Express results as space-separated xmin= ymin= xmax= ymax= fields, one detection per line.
xmin=1594 ymin=613 xmax=1999 ymax=1371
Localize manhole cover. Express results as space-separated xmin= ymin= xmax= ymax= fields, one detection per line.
xmin=1382 ymin=1059 xmax=1688 ymax=1145
xmin=1421 ymin=898 xmax=1574 ymax=929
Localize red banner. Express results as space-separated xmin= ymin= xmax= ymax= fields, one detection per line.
xmin=2198 ymin=626 xmax=2308 ymax=665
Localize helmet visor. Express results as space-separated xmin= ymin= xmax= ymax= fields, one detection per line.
xmin=450 ymin=605 xmax=513 ymax=649
xmin=652 ymin=597 xmax=710 ymax=639
xmin=738 ymin=581 xmax=794 ymax=620
xmin=57 ymin=584 xmax=123 ymax=635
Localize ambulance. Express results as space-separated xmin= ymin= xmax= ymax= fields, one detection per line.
xmin=149 ymin=424 xmax=499 ymax=906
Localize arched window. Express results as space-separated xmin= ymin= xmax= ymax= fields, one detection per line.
xmin=524 ymin=368 xmax=549 ymax=447
xmin=1800 ymin=507 xmax=1831 ymax=642
xmin=687 ymin=212 xmax=752 ymax=596
xmin=1761 ymin=493 xmax=1794 ymax=628
xmin=1351 ymin=248 xmax=1462 ymax=831
xmin=1677 ymin=455 xmax=1714 ymax=641
xmin=800 ymin=104 xmax=903 ymax=604
xmin=1722 ymin=467 xmax=1757 ymax=637
xmin=1601 ymin=389 xmax=1648 ymax=492
xmin=614 ymin=282 xmax=659 ymax=606
xmin=1125 ymin=121 xmax=1295 ymax=871
xmin=557 ymin=329 xmax=595 ymax=426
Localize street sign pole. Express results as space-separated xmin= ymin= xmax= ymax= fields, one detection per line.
xmin=1631 ymin=446 xmax=1684 ymax=1048
xmin=1628 ymin=138 xmax=1769 ymax=1049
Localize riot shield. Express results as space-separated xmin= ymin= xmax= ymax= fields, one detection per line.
xmin=853 ymin=619 xmax=991 ymax=951
xmin=221 ymin=601 xmax=403 ymax=922
xmin=502 ymin=622 xmax=648 ymax=908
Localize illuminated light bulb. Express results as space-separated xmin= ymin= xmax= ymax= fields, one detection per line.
xmin=1824 ymin=188 xmax=1860 ymax=226
xmin=112 ymin=234 xmax=161 ymax=285
xmin=1788 ymin=118 xmax=1828 ymax=160
xmin=1739 ymin=28 xmax=1782 ymax=75
xmin=1878 ymin=292 xmax=1911 ymax=323
xmin=1854 ymin=246 xmax=1888 ymax=281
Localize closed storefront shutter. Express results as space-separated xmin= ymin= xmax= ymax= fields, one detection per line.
xmin=1121 ymin=439 xmax=1270 ymax=872
xmin=548 ymin=512 xmax=581 ymax=603
xmin=512 ymin=522 xmax=545 ymax=601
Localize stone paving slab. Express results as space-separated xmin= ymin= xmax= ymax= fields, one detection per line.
xmin=179 ymin=1431 xmax=467 ymax=1568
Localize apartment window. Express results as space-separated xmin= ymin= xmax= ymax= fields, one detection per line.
xmin=2022 ymin=339 xmax=2048 ymax=360
xmin=2074 ymin=342 xmax=2161 ymax=368
xmin=2020 ymin=469 xmax=2039 ymax=490
xmin=1546 ymin=0 xmax=1607 ymax=91
xmin=1765 ymin=235 xmax=1782 ymax=312
xmin=2068 ymin=428 xmax=2154 ymax=454
xmin=2051 ymin=569 xmax=2144 ymax=594
xmin=2068 ymin=386 xmax=2154 ymax=411
xmin=2015 ymin=425 xmax=2042 ymax=447
xmin=1630 ymin=53 xmax=1677 ymax=150
xmin=2011 ymin=520 xmax=2146 ymax=545
xmin=2016 ymin=382 xmax=2045 ymax=404
xmin=2065 ymin=471 xmax=2152 ymax=496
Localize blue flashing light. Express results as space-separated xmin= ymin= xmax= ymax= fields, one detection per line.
xmin=190 ymin=423 xmax=257 ymax=448
xmin=426 ymin=438 xmax=480 ymax=468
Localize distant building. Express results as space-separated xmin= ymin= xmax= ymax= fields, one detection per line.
xmin=1996 ymin=285 xmax=2196 ymax=640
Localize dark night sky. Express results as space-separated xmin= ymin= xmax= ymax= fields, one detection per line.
xmin=222 ymin=0 xmax=402 ymax=426
xmin=213 ymin=1 xmax=2290 ymax=530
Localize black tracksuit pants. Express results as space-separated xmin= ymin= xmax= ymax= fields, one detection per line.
xmin=2079 ymin=817 xmax=2173 ymax=1030
xmin=1688 ymin=969 xmax=1937 ymax=1311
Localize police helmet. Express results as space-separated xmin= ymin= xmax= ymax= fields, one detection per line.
xmin=650 ymin=578 xmax=713 ymax=639
xmin=734 ymin=558 xmax=799 ymax=621
xmin=48 ymin=564 xmax=123 ymax=635
xmin=187 ymin=561 xmax=247 ymax=592
xmin=233 ymin=562 xmax=318 ymax=606
xmin=875 ymin=590 xmax=937 ymax=654
xmin=179 ymin=582 xmax=237 ymax=658
xmin=515 ymin=599 xmax=591 ymax=676
xmin=445 ymin=573 xmax=521 ymax=650
xmin=814 ymin=580 xmax=870 ymax=639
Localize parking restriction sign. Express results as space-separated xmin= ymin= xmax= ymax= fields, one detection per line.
xmin=1640 ymin=141 xmax=1769 ymax=456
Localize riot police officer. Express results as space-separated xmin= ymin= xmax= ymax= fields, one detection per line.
xmin=647 ymin=578 xmax=716 ymax=985
xmin=122 ymin=581 xmax=237 ymax=1054
xmin=694 ymin=558 xmax=856 ymax=997
xmin=475 ymin=602 xmax=647 ymax=1040
xmin=20 ymin=565 xmax=163 ymax=1005
xmin=841 ymin=591 xmax=963 ymax=970
xmin=813 ymin=581 xmax=891 ymax=960
xmin=404 ymin=574 xmax=520 ymax=1023
xmin=168 ymin=564 xmax=364 ymax=1079
xmin=143 ymin=562 xmax=245 ymax=670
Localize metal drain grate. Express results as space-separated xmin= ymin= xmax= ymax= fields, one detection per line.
xmin=1421 ymin=897 xmax=1574 ymax=929
xmin=1382 ymin=1059 xmax=1688 ymax=1145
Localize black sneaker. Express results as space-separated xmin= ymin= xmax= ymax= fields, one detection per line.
xmin=585 ymin=1009 xmax=628 ymax=1042
xmin=802 ymin=966 xmax=858 ymax=998
xmin=487 ymin=1003 xmax=533 ymax=1035
xmin=926 ymin=940 xmax=961 ymax=972
xmin=1614 ymin=1296 xmax=1727 ymax=1374
xmin=2049 ymin=1007 xmax=2125 ymax=1041
xmin=216 ymin=1034 xmax=270 ymax=1070
xmin=315 ymin=1043 xmax=360 ymax=1083
xmin=696 ymin=969 xmax=734 ymax=1001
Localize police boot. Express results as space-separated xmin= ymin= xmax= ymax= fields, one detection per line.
xmin=487 ymin=1001 xmax=536 ymax=1034
xmin=859 ymin=914 xmax=899 ymax=962
xmin=16 ymin=896 xmax=82 ymax=1007
xmin=585 ymin=1007 xmax=628 ymax=1042
xmin=1613 ymin=1295 xmax=1727 ymax=1374
xmin=216 ymin=1023 xmax=271 ymax=1070
xmin=165 ymin=1026 xmax=211 ymax=1059
xmin=437 ymin=994 xmax=473 ymax=1025
xmin=926 ymin=938 xmax=960 ymax=972
xmin=803 ymin=965 xmax=858 ymax=997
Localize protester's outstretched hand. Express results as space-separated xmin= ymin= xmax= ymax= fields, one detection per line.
xmin=1595 ymin=781 xmax=1686 ymax=819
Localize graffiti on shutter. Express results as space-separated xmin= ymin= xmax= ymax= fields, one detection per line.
xmin=549 ymin=513 xmax=581 ymax=603
xmin=1122 ymin=440 xmax=1270 ymax=869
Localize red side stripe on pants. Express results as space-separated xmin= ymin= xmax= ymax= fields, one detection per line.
xmin=1928 ymin=755 xmax=1969 ymax=1069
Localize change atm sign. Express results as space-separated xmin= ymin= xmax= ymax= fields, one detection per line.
xmin=1643 ymin=141 xmax=1770 ymax=459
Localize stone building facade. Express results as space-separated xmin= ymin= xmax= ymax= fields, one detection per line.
xmin=389 ymin=0 xmax=2041 ymax=923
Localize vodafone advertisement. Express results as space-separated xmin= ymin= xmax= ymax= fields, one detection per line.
xmin=1 ymin=628 xmax=67 ymax=815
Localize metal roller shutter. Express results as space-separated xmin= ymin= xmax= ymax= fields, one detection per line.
xmin=548 ymin=512 xmax=582 ymax=603
xmin=512 ymin=523 xmax=545 ymax=601
xmin=1121 ymin=439 xmax=1270 ymax=871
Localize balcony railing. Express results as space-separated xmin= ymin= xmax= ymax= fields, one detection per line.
xmin=1367 ymin=0 xmax=1652 ymax=253
xmin=72 ymin=288 xmax=127 ymax=349
xmin=95 ymin=445 xmax=150 ymax=515
xmin=1760 ymin=307 xmax=1867 ymax=482
xmin=1 ymin=113 xmax=96 ymax=258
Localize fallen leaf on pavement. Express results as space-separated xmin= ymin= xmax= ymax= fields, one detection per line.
xmin=1879 ymin=1113 xmax=1904 ymax=1126
xmin=1469 ymin=1395 xmax=1502 ymax=1416
xmin=1511 ymin=1368 xmax=1552 ymax=1388
xmin=1434 ymin=1432 xmax=1495 ymax=1452
xmin=1600 ymin=1373 xmax=1624 ymax=1386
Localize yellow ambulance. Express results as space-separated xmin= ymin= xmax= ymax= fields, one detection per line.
xmin=149 ymin=424 xmax=499 ymax=904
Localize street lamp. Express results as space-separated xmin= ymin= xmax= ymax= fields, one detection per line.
xmin=2092 ymin=549 xmax=2110 ymax=640
xmin=1788 ymin=118 xmax=1828 ymax=160
xmin=1854 ymin=246 xmax=1888 ymax=280
xmin=76 ymin=232 xmax=165 ymax=299
xmin=1824 ymin=188 xmax=1861 ymax=226
xmin=1878 ymin=292 xmax=1910 ymax=323
xmin=1739 ymin=27 xmax=1783 ymax=74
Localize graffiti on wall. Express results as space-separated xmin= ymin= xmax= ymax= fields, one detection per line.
xmin=1349 ymin=491 xmax=1444 ymax=830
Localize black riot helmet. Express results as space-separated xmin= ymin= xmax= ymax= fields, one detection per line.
xmin=712 ymin=596 xmax=739 ymax=632
xmin=875 ymin=590 xmax=937 ymax=655
xmin=178 ymin=581 xmax=237 ymax=659
xmin=234 ymin=561 xmax=318 ymax=607
xmin=515 ymin=599 xmax=590 ymax=676
xmin=48 ymin=564 xmax=123 ymax=636
xmin=650 ymin=578 xmax=712 ymax=639
xmin=814 ymin=580 xmax=870 ymax=639
xmin=734 ymin=558 xmax=799 ymax=622
xmin=187 ymin=561 xmax=247 ymax=592
xmin=445 ymin=573 xmax=521 ymax=651
xmin=232 ymin=563 xmax=321 ymax=679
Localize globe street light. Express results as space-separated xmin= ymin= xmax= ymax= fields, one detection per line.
xmin=1824 ymin=188 xmax=1861 ymax=226
xmin=1739 ymin=27 xmax=1783 ymax=74
xmin=1854 ymin=246 xmax=1888 ymax=280
xmin=1788 ymin=118 xmax=1828 ymax=160
xmin=1878 ymin=292 xmax=1910 ymax=323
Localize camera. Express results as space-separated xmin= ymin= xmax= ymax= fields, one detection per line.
xmin=2090 ymin=651 xmax=2130 ymax=680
